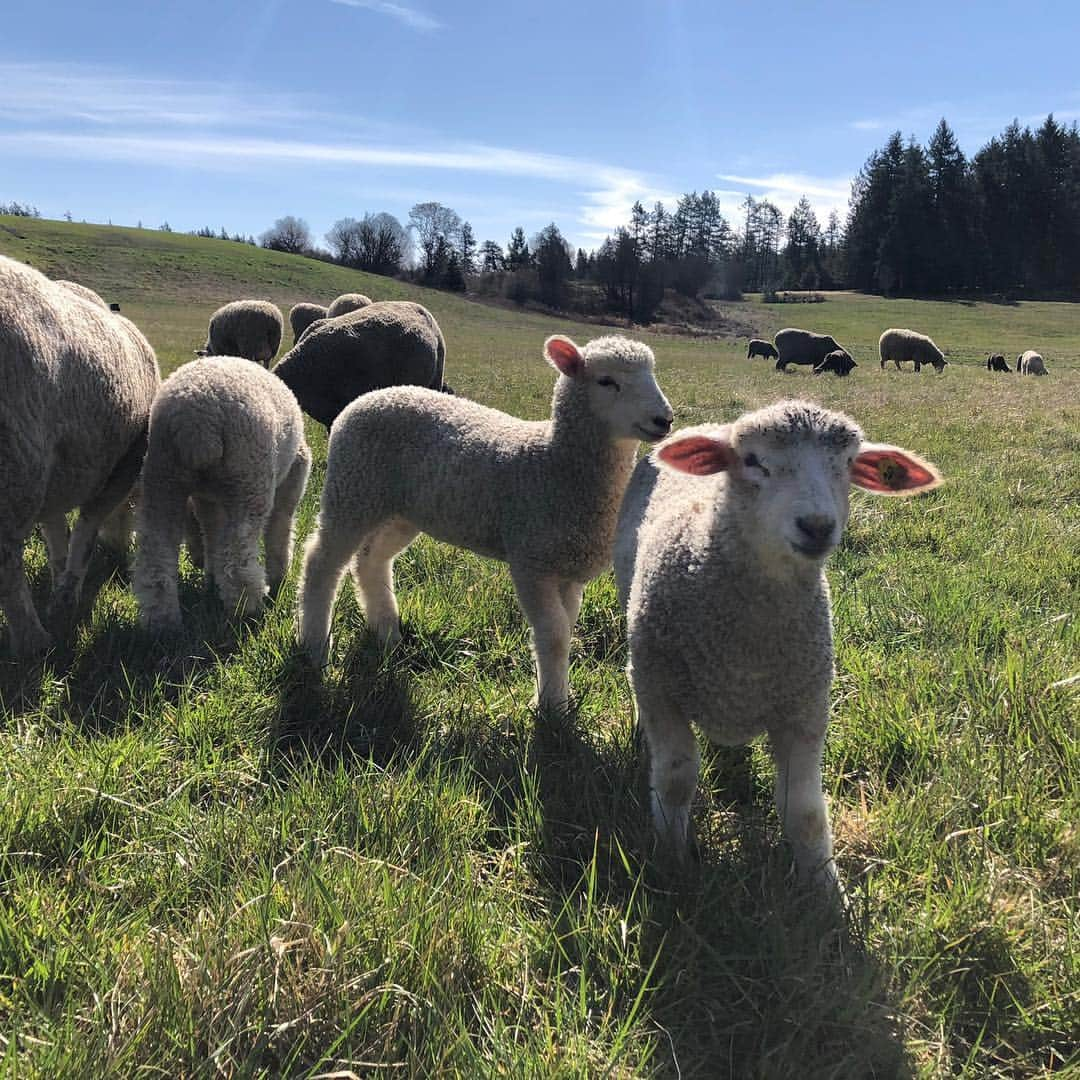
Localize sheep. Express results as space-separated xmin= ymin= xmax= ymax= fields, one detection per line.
xmin=288 ymin=302 xmax=328 ymax=344
xmin=326 ymin=292 xmax=373 ymax=318
xmin=133 ymin=357 xmax=311 ymax=633
xmin=878 ymin=328 xmax=947 ymax=372
xmin=0 ymin=254 xmax=160 ymax=657
xmin=813 ymin=350 xmax=857 ymax=376
xmin=613 ymin=400 xmax=941 ymax=889
xmin=198 ymin=300 xmax=283 ymax=367
xmin=747 ymin=338 xmax=779 ymax=362
xmin=774 ymin=328 xmax=849 ymax=372
xmin=1016 ymin=350 xmax=1047 ymax=375
xmin=273 ymin=300 xmax=447 ymax=431
xmin=56 ymin=280 xmax=108 ymax=309
xmin=986 ymin=353 xmax=1011 ymax=372
xmin=297 ymin=333 xmax=674 ymax=711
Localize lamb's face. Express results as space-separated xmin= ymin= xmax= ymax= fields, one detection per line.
xmin=729 ymin=426 xmax=860 ymax=566
xmin=656 ymin=401 xmax=942 ymax=571
xmin=546 ymin=335 xmax=673 ymax=443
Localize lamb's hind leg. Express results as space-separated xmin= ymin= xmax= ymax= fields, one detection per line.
xmin=0 ymin=526 xmax=51 ymax=658
xmin=511 ymin=570 xmax=574 ymax=712
xmin=39 ymin=513 xmax=69 ymax=586
xmin=216 ymin=492 xmax=273 ymax=620
xmin=50 ymin=429 xmax=148 ymax=625
xmin=771 ymin=726 xmax=837 ymax=891
xmin=264 ymin=446 xmax=312 ymax=596
xmin=297 ymin=517 xmax=363 ymax=666
xmin=132 ymin=479 xmax=188 ymax=633
xmin=349 ymin=518 xmax=419 ymax=648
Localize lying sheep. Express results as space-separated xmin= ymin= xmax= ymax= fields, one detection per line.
xmin=986 ymin=353 xmax=1010 ymax=372
xmin=813 ymin=350 xmax=857 ymax=376
xmin=878 ymin=328 xmax=947 ymax=372
xmin=1016 ymin=350 xmax=1047 ymax=375
xmin=326 ymin=292 xmax=372 ymax=318
xmin=774 ymin=328 xmax=849 ymax=372
xmin=614 ymin=400 xmax=941 ymax=888
xmin=298 ymin=334 xmax=673 ymax=711
xmin=56 ymin=280 xmax=108 ymax=309
xmin=747 ymin=338 xmax=779 ymax=362
xmin=288 ymin=302 xmax=328 ymax=344
xmin=273 ymin=301 xmax=447 ymax=430
xmin=133 ymin=357 xmax=311 ymax=632
xmin=199 ymin=300 xmax=283 ymax=367
xmin=0 ymin=254 xmax=160 ymax=656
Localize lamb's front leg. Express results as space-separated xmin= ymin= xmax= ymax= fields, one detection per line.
xmin=770 ymin=725 xmax=837 ymax=891
xmin=511 ymin=569 xmax=572 ymax=712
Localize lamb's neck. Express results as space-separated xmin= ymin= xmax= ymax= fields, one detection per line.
xmin=548 ymin=381 xmax=638 ymax=479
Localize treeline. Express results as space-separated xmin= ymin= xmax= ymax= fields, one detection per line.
xmin=847 ymin=116 xmax=1080 ymax=295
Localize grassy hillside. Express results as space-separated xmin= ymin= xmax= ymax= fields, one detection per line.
xmin=1 ymin=218 xmax=1078 ymax=1077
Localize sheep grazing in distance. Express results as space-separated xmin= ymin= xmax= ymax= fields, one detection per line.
xmin=288 ymin=302 xmax=328 ymax=344
xmin=273 ymin=300 xmax=447 ymax=431
xmin=0 ymin=254 xmax=160 ymax=657
xmin=813 ymin=350 xmax=857 ymax=376
xmin=1017 ymin=350 xmax=1048 ymax=375
xmin=986 ymin=353 xmax=1011 ymax=372
xmin=614 ymin=400 xmax=941 ymax=889
xmin=56 ymin=279 xmax=108 ymax=309
xmin=298 ymin=334 xmax=674 ymax=712
xmin=774 ymin=327 xmax=850 ymax=372
xmin=198 ymin=300 xmax=283 ymax=367
xmin=133 ymin=357 xmax=311 ymax=633
xmin=879 ymin=328 xmax=947 ymax=372
xmin=747 ymin=338 xmax=779 ymax=362
xmin=326 ymin=292 xmax=373 ymax=318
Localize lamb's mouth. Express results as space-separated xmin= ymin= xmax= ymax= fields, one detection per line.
xmin=791 ymin=540 xmax=832 ymax=559
xmin=634 ymin=423 xmax=667 ymax=442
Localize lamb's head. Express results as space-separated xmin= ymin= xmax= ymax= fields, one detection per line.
xmin=657 ymin=400 xmax=941 ymax=570
xmin=545 ymin=334 xmax=673 ymax=443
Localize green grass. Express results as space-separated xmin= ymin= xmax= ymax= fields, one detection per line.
xmin=1 ymin=217 xmax=1078 ymax=1077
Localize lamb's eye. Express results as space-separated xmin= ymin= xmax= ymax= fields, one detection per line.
xmin=596 ymin=375 xmax=620 ymax=390
xmin=743 ymin=453 xmax=770 ymax=476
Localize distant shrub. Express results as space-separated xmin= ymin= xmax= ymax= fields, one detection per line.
xmin=763 ymin=290 xmax=826 ymax=304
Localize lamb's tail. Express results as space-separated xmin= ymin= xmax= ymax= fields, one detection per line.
xmin=161 ymin=407 xmax=225 ymax=472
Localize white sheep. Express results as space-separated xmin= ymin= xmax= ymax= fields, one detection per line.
xmin=55 ymin=280 xmax=108 ymax=309
xmin=199 ymin=300 xmax=283 ymax=367
xmin=326 ymin=292 xmax=373 ymax=318
xmin=1016 ymin=350 xmax=1047 ymax=375
xmin=133 ymin=357 xmax=311 ymax=632
xmin=878 ymin=328 xmax=947 ymax=372
xmin=0 ymin=254 xmax=160 ymax=656
xmin=614 ymin=400 xmax=941 ymax=888
xmin=298 ymin=334 xmax=673 ymax=710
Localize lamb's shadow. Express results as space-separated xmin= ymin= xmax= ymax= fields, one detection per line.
xmin=264 ymin=632 xmax=911 ymax=1077
xmin=1 ymin=553 xmax=240 ymax=735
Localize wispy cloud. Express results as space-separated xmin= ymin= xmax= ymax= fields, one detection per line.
xmin=850 ymin=118 xmax=884 ymax=132
xmin=330 ymin=0 xmax=441 ymax=32
xmin=714 ymin=172 xmax=853 ymax=221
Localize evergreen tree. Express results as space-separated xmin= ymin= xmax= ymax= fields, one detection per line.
xmin=506 ymin=226 xmax=531 ymax=270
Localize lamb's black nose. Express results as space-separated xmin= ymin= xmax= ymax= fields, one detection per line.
xmin=653 ymin=415 xmax=672 ymax=434
xmin=796 ymin=515 xmax=835 ymax=546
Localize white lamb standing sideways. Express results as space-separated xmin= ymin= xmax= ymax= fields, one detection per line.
xmin=614 ymin=399 xmax=942 ymax=890
xmin=298 ymin=334 xmax=674 ymax=710
xmin=0 ymin=254 xmax=160 ymax=657
xmin=133 ymin=357 xmax=311 ymax=632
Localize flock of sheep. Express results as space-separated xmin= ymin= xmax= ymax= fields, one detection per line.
xmin=747 ymin=326 xmax=1050 ymax=376
xmin=1 ymin=251 xmax=948 ymax=896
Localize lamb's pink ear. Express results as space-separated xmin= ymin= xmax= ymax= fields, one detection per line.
xmin=544 ymin=335 xmax=585 ymax=377
xmin=851 ymin=443 xmax=942 ymax=495
xmin=657 ymin=430 xmax=736 ymax=476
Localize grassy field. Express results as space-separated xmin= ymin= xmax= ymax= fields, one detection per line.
xmin=1 ymin=217 xmax=1078 ymax=1077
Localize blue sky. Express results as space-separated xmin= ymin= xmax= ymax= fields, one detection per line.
xmin=3 ymin=0 xmax=1079 ymax=254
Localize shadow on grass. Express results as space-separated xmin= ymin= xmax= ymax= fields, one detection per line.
xmin=265 ymin=635 xmax=912 ymax=1076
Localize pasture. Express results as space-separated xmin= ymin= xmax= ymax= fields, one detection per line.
xmin=1 ymin=217 xmax=1077 ymax=1077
